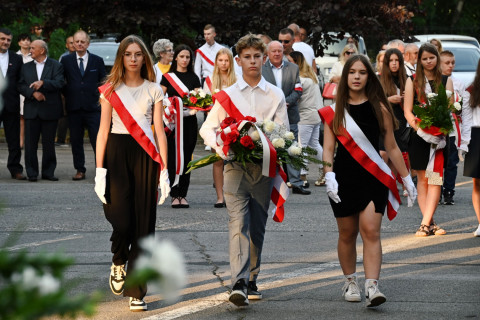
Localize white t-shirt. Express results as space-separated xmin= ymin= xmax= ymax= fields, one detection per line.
xmin=108 ymin=80 xmax=164 ymax=134
xmin=292 ymin=42 xmax=315 ymax=68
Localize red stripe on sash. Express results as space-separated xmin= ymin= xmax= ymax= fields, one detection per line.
xmin=163 ymin=73 xmax=188 ymax=97
xmin=196 ymin=49 xmax=214 ymax=66
xmin=205 ymin=76 xmax=213 ymax=92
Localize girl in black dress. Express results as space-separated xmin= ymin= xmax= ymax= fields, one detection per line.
xmin=404 ymin=43 xmax=454 ymax=237
xmin=160 ymin=45 xmax=201 ymax=208
xmin=322 ymin=55 xmax=416 ymax=307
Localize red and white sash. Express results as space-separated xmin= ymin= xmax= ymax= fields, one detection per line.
xmin=319 ymin=104 xmax=401 ymax=220
xmin=215 ymin=88 xmax=289 ymax=222
xmin=98 ymin=83 xmax=163 ymax=169
xmin=162 ymin=96 xmax=184 ymax=186
xmin=196 ymin=49 xmax=214 ymax=67
xmin=163 ymin=72 xmax=189 ymax=98
xmin=205 ymin=76 xmax=213 ymax=93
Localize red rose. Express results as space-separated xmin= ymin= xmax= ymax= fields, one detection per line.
xmin=220 ymin=117 xmax=236 ymax=129
xmin=189 ymin=96 xmax=198 ymax=104
xmin=224 ymin=131 xmax=239 ymax=145
xmin=245 ymin=116 xmax=257 ymax=123
xmin=240 ymin=135 xmax=255 ymax=150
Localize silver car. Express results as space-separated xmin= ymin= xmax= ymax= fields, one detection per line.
xmin=442 ymin=42 xmax=480 ymax=87
xmin=88 ymin=41 xmax=120 ymax=74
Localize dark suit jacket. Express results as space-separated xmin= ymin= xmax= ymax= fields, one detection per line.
xmin=1 ymin=51 xmax=23 ymax=114
xmin=18 ymin=57 xmax=65 ymax=120
xmin=262 ymin=60 xmax=302 ymax=124
xmin=61 ymin=51 xmax=106 ymax=113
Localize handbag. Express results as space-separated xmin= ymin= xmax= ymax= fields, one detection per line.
xmin=322 ymin=82 xmax=337 ymax=99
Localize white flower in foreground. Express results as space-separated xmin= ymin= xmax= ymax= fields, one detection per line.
xmin=454 ymin=102 xmax=462 ymax=111
xmin=288 ymin=145 xmax=302 ymax=156
xmin=37 ymin=273 xmax=61 ymax=295
xmin=137 ymin=236 xmax=186 ymax=301
xmin=249 ymin=128 xmax=260 ymax=141
xmin=284 ymin=131 xmax=295 ymax=140
xmin=214 ymin=89 xmax=220 ymax=93
xmin=189 ymin=90 xmax=196 ymax=95
xmin=427 ymin=93 xmax=437 ymax=99
xmin=11 ymin=267 xmax=60 ymax=295
xmin=446 ymin=90 xmax=452 ymax=98
xmin=272 ymin=138 xmax=285 ymax=148
xmin=199 ymin=90 xmax=206 ymax=98
xmin=263 ymin=120 xmax=276 ymax=133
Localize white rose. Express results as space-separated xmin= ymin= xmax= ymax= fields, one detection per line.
xmin=272 ymin=138 xmax=285 ymax=148
xmin=214 ymin=89 xmax=220 ymax=93
xmin=264 ymin=120 xmax=276 ymax=133
xmin=249 ymin=130 xmax=260 ymax=141
xmin=284 ymin=131 xmax=295 ymax=140
xmin=446 ymin=90 xmax=452 ymax=98
xmin=189 ymin=90 xmax=196 ymax=95
xmin=37 ymin=273 xmax=60 ymax=295
xmin=199 ymin=91 xmax=206 ymax=98
xmin=454 ymin=102 xmax=462 ymax=111
xmin=288 ymin=145 xmax=302 ymax=156
xmin=427 ymin=93 xmax=437 ymax=99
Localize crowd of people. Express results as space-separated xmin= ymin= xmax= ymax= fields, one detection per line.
xmin=0 ymin=23 xmax=479 ymax=312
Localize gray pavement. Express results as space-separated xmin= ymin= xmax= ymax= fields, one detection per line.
xmin=0 ymin=141 xmax=479 ymax=320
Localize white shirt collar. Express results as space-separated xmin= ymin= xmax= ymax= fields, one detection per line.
xmin=237 ymin=75 xmax=267 ymax=92
xmin=34 ymin=57 xmax=47 ymax=64
xmin=269 ymin=60 xmax=284 ymax=69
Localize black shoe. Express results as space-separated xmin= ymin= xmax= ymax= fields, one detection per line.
xmin=28 ymin=176 xmax=38 ymax=182
xmin=292 ymin=185 xmax=311 ymax=195
xmin=214 ymin=202 xmax=226 ymax=208
xmin=229 ymin=279 xmax=249 ymax=307
xmin=443 ymin=191 xmax=455 ymax=205
xmin=247 ymin=281 xmax=262 ymax=300
xmin=41 ymin=175 xmax=59 ymax=181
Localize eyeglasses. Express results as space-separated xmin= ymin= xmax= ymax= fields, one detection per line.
xmin=279 ymin=40 xmax=290 ymax=44
xmin=123 ymin=52 xmax=144 ymax=59
xmin=345 ymin=51 xmax=355 ymax=55
xmin=164 ymin=49 xmax=173 ymax=53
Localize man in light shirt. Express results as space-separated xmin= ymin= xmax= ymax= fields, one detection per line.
xmin=288 ymin=23 xmax=317 ymax=74
xmin=200 ymin=33 xmax=289 ymax=308
xmin=404 ymin=43 xmax=418 ymax=76
xmin=194 ymin=24 xmax=223 ymax=82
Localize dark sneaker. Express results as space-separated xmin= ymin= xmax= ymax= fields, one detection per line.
xmin=109 ymin=263 xmax=126 ymax=295
xmin=247 ymin=281 xmax=262 ymax=300
xmin=443 ymin=191 xmax=455 ymax=205
xmin=129 ymin=297 xmax=147 ymax=311
xmin=229 ymin=279 xmax=249 ymax=307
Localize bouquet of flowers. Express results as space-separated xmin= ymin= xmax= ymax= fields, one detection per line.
xmin=182 ymin=89 xmax=213 ymax=112
xmin=413 ymin=84 xmax=454 ymax=135
xmin=187 ymin=116 xmax=327 ymax=173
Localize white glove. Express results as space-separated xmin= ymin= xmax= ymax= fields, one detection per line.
xmin=158 ymin=169 xmax=171 ymax=205
xmin=435 ymin=136 xmax=446 ymax=150
xmin=325 ymin=172 xmax=341 ymax=203
xmin=214 ymin=145 xmax=234 ymax=161
xmin=183 ymin=108 xmax=198 ymax=116
xmin=94 ymin=168 xmax=107 ymax=204
xmin=417 ymin=128 xmax=442 ymax=145
xmin=401 ymin=175 xmax=417 ymax=207
xmin=458 ymin=144 xmax=468 ymax=161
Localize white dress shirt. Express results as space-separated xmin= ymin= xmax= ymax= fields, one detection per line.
xmin=199 ymin=75 xmax=289 ymax=148
xmin=405 ymin=62 xmax=416 ymax=77
xmin=77 ymin=52 xmax=89 ymax=70
xmin=34 ymin=57 xmax=47 ymax=80
xmin=269 ymin=60 xmax=284 ymax=89
xmin=194 ymin=41 xmax=223 ymax=80
xmin=0 ymin=51 xmax=8 ymax=78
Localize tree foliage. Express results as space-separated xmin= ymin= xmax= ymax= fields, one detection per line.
xmin=2 ymin=0 xmax=420 ymax=57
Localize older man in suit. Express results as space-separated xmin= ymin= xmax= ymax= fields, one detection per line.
xmin=262 ymin=41 xmax=310 ymax=195
xmin=61 ymin=30 xmax=106 ymax=180
xmin=0 ymin=28 xmax=26 ymax=180
xmin=18 ymin=40 xmax=65 ymax=181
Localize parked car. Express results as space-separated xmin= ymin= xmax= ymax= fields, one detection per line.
xmin=414 ymin=34 xmax=479 ymax=48
xmin=315 ymin=32 xmax=368 ymax=82
xmin=88 ymin=41 xmax=120 ymax=74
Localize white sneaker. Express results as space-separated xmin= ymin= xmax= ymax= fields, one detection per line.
xmin=342 ymin=277 xmax=361 ymax=302
xmin=109 ymin=263 xmax=126 ymax=295
xmin=365 ymin=280 xmax=386 ymax=307
xmin=129 ymin=297 xmax=147 ymax=311
xmin=473 ymin=225 xmax=480 ymax=237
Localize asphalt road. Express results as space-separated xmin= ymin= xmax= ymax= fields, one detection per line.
xmin=0 ymin=141 xmax=479 ymax=320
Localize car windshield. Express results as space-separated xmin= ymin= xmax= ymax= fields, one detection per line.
xmin=446 ymin=47 xmax=480 ymax=72
xmin=321 ymin=38 xmax=349 ymax=57
xmin=88 ymin=43 xmax=118 ymax=64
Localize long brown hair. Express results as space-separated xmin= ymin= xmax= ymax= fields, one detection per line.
xmin=380 ymin=48 xmax=407 ymax=97
xmin=104 ymin=35 xmax=156 ymax=97
xmin=414 ymin=43 xmax=442 ymax=103
xmin=211 ymin=48 xmax=236 ymax=92
xmin=333 ymin=54 xmax=398 ymax=136
xmin=469 ymin=59 xmax=480 ymax=109
xmin=290 ymin=51 xmax=318 ymax=83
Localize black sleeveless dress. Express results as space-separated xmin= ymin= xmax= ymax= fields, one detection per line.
xmin=330 ymin=101 xmax=388 ymax=217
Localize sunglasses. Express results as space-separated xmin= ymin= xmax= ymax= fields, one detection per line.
xmin=279 ymin=40 xmax=290 ymax=44
xmin=345 ymin=51 xmax=355 ymax=55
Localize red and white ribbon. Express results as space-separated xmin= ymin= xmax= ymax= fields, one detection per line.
xmin=196 ymin=49 xmax=215 ymax=67
xmin=163 ymin=72 xmax=189 ymax=97
xmin=319 ymin=104 xmax=401 ymax=220
xmin=215 ymin=89 xmax=289 ymax=222
xmin=99 ymin=83 xmax=164 ymax=169
xmin=164 ymin=96 xmax=184 ymax=187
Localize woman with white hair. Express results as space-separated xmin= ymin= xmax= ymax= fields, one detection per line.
xmin=152 ymin=38 xmax=174 ymax=84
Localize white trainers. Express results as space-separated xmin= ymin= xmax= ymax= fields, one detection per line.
xmin=129 ymin=297 xmax=147 ymax=311
xmin=365 ymin=280 xmax=386 ymax=307
xmin=473 ymin=225 xmax=480 ymax=237
xmin=109 ymin=263 xmax=126 ymax=295
xmin=342 ymin=277 xmax=361 ymax=302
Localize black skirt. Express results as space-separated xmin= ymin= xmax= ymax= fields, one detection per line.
xmin=408 ymin=130 xmax=449 ymax=170
xmin=464 ymin=127 xmax=480 ymax=178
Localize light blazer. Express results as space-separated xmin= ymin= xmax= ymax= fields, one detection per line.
xmin=262 ymin=60 xmax=302 ymax=124
xmin=1 ymin=51 xmax=23 ymax=113
xmin=61 ymin=51 xmax=106 ymax=113
xmin=18 ymin=57 xmax=65 ymax=120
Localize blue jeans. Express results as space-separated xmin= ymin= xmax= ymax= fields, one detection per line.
xmin=443 ymin=136 xmax=459 ymax=193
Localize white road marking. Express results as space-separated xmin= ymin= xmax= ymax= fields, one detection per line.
xmin=5 ymin=234 xmax=83 ymax=251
